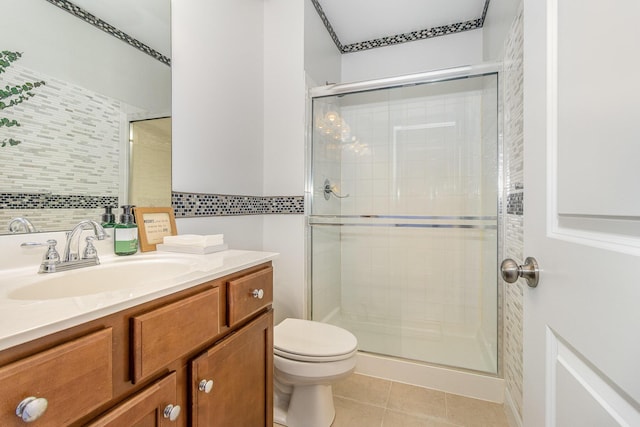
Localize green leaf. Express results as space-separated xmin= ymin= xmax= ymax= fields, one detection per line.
xmin=1 ymin=138 xmax=21 ymax=147
xmin=0 ymin=51 xmax=42 ymax=147
xmin=0 ymin=117 xmax=21 ymax=127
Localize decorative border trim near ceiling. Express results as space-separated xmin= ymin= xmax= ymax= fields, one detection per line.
xmin=311 ymin=0 xmax=491 ymax=54
xmin=44 ymin=0 xmax=171 ymax=66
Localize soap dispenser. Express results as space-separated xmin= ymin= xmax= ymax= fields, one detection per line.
xmin=101 ymin=206 xmax=116 ymax=229
xmin=114 ymin=205 xmax=138 ymax=256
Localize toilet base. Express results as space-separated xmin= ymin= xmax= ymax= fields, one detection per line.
xmin=274 ymin=383 xmax=336 ymax=427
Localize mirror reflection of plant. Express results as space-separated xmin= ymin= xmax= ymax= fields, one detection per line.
xmin=0 ymin=51 xmax=46 ymax=147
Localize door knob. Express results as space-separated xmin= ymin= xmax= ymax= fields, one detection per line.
xmin=501 ymin=257 xmax=539 ymax=288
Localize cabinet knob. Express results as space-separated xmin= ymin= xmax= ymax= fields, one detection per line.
xmin=15 ymin=396 xmax=48 ymax=423
xmin=163 ymin=404 xmax=181 ymax=422
xmin=252 ymin=289 xmax=264 ymax=299
xmin=198 ymin=379 xmax=214 ymax=393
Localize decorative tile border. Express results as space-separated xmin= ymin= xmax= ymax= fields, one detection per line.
xmin=172 ymin=192 xmax=304 ymax=217
xmin=506 ymin=192 xmax=523 ymax=216
xmin=311 ymin=0 xmax=491 ymax=54
xmin=310 ymin=0 xmax=344 ymax=52
xmin=0 ymin=191 xmax=304 ymax=216
xmin=44 ymin=0 xmax=170 ymax=66
xmin=0 ymin=193 xmax=118 ymax=210
xmin=342 ymin=19 xmax=483 ymax=53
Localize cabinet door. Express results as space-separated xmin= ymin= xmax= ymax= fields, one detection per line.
xmin=87 ymin=372 xmax=181 ymax=427
xmin=192 ymin=310 xmax=273 ymax=427
xmin=0 ymin=329 xmax=112 ymax=426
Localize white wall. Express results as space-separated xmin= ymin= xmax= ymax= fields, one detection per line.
xmin=171 ymin=0 xmax=265 ymax=249
xmin=263 ymin=0 xmax=307 ymax=323
xmin=482 ymin=0 xmax=522 ymax=60
xmin=341 ymin=29 xmax=484 ymax=83
xmin=3 ymin=0 xmax=170 ymax=113
xmin=304 ymin=1 xmax=342 ymax=87
xmin=172 ymin=0 xmax=264 ymax=196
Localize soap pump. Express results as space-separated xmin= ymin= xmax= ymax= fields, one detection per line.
xmin=101 ymin=206 xmax=116 ymax=228
xmin=114 ymin=205 xmax=138 ymax=256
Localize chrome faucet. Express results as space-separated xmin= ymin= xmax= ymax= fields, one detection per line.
xmin=63 ymin=220 xmax=107 ymax=262
xmin=29 ymin=220 xmax=107 ymax=273
xmin=8 ymin=217 xmax=37 ymax=233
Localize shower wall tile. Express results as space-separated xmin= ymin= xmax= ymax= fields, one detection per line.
xmin=339 ymin=86 xmax=489 ymax=217
xmin=503 ymin=4 xmax=525 ymax=424
xmin=339 ymin=227 xmax=494 ymax=340
xmin=311 ymin=226 xmax=342 ymax=321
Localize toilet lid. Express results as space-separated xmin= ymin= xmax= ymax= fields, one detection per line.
xmin=274 ymin=318 xmax=358 ymax=362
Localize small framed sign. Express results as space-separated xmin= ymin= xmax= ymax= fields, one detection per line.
xmin=134 ymin=207 xmax=177 ymax=252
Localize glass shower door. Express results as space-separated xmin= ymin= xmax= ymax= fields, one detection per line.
xmin=309 ymin=73 xmax=499 ymax=374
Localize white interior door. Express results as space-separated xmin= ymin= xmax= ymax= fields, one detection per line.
xmin=523 ymin=0 xmax=640 ymax=426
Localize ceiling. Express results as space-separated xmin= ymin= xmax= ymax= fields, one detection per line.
xmin=64 ymin=0 xmax=171 ymax=57
xmin=59 ymin=0 xmax=488 ymax=59
xmin=315 ymin=0 xmax=490 ymax=53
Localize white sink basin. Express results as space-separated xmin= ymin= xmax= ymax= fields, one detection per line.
xmin=7 ymin=258 xmax=199 ymax=300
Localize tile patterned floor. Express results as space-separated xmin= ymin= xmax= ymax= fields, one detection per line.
xmin=274 ymin=373 xmax=509 ymax=427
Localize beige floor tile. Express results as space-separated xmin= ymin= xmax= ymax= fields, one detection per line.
xmin=445 ymin=394 xmax=509 ymax=427
xmin=383 ymin=410 xmax=462 ymax=427
xmin=333 ymin=373 xmax=392 ymax=407
xmin=387 ymin=382 xmax=447 ymax=420
xmin=331 ymin=396 xmax=386 ymax=427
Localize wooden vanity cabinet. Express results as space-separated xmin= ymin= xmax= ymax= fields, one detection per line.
xmin=0 ymin=329 xmax=113 ymax=427
xmin=86 ymin=371 xmax=179 ymax=427
xmin=0 ymin=261 xmax=273 ymax=427
xmin=192 ymin=310 xmax=273 ymax=427
xmin=131 ymin=287 xmax=221 ymax=383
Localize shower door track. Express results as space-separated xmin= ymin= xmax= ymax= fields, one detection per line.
xmin=310 ymin=62 xmax=502 ymax=98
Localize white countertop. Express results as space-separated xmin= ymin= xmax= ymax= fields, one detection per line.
xmin=0 ymin=249 xmax=278 ymax=351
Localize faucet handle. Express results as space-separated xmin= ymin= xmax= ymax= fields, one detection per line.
xmin=43 ymin=240 xmax=60 ymax=263
xmin=82 ymin=236 xmax=99 ymax=260
xmin=37 ymin=240 xmax=60 ymax=273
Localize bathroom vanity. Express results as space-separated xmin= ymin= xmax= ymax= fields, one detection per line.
xmin=0 ymin=249 xmax=276 ymax=426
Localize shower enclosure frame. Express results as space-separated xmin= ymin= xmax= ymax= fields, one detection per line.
xmin=305 ymin=62 xmax=505 ymax=383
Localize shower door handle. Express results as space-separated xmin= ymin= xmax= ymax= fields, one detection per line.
xmin=500 ymin=257 xmax=539 ymax=288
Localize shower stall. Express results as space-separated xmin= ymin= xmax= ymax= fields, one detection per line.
xmin=307 ymin=64 xmax=501 ymax=380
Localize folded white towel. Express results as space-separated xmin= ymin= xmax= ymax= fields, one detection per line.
xmin=163 ymin=234 xmax=224 ymax=247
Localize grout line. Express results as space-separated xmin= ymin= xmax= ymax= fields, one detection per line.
xmin=384 ymin=380 xmax=394 ymax=409
xmin=444 ymin=392 xmax=451 ymax=420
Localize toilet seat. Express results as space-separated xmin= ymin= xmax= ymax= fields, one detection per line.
xmin=274 ymin=318 xmax=358 ymax=362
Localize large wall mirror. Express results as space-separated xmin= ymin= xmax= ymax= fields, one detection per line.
xmin=0 ymin=0 xmax=171 ymax=235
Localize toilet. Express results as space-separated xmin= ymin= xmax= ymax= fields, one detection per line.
xmin=273 ymin=318 xmax=358 ymax=427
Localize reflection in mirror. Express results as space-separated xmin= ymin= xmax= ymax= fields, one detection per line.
xmin=0 ymin=0 xmax=171 ymax=235
xmin=129 ymin=117 xmax=172 ymax=207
